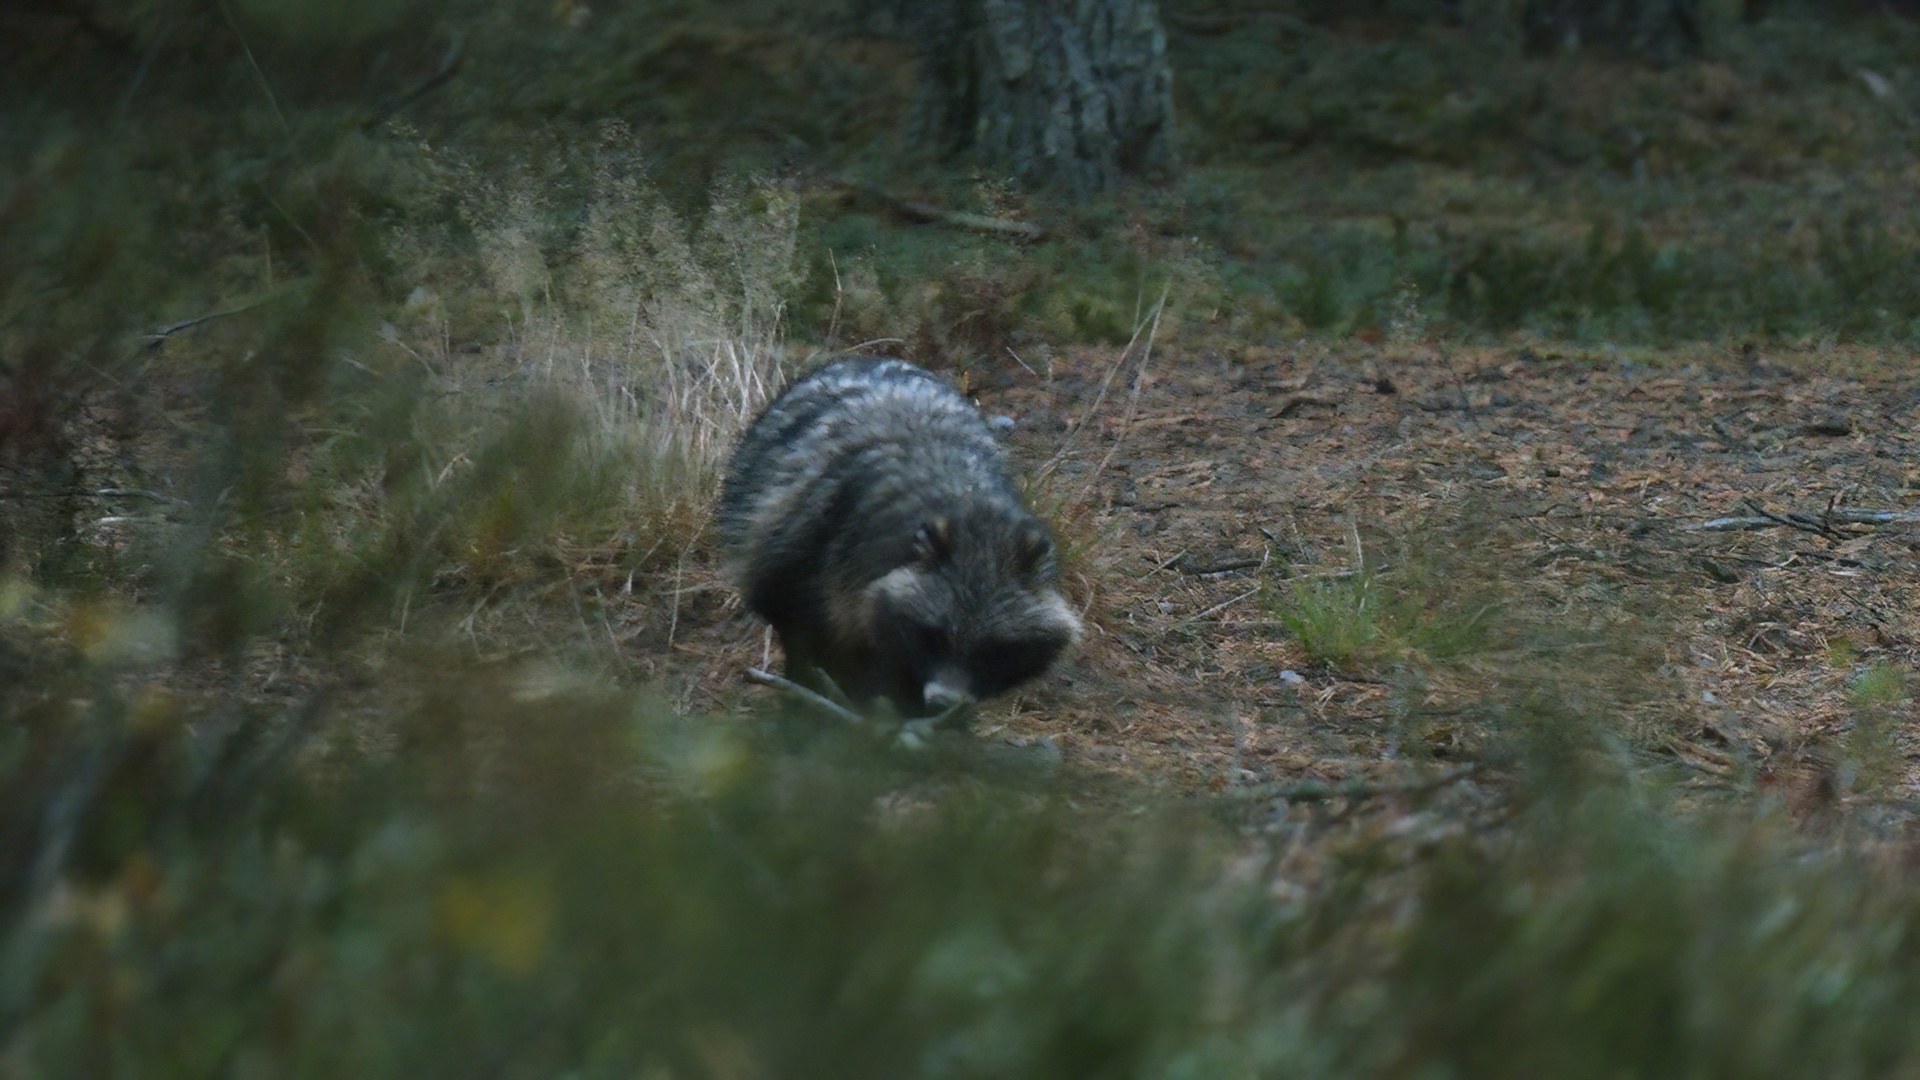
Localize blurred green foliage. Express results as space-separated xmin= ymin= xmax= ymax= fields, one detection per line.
xmin=8 ymin=619 xmax=1920 ymax=1076
xmin=1275 ymin=567 xmax=1500 ymax=672
xmin=7 ymin=1 xmax=1920 ymax=1075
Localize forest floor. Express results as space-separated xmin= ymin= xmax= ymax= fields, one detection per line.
xmin=18 ymin=9 xmax=1920 ymax=1067
xmin=642 ymin=341 xmax=1920 ymax=836
xmin=25 ymin=325 xmax=1920 ymax=1074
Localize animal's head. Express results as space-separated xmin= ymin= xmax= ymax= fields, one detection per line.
xmin=862 ymin=509 xmax=1082 ymax=713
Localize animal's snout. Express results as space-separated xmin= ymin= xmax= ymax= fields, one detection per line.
xmin=923 ymin=676 xmax=975 ymax=712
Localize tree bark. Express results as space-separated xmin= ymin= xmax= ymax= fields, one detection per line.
xmin=1516 ymin=0 xmax=1740 ymax=62
xmin=911 ymin=0 xmax=1176 ymax=191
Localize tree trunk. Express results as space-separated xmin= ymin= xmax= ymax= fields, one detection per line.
xmin=912 ymin=0 xmax=1176 ymax=191
xmin=1516 ymin=0 xmax=1742 ymax=62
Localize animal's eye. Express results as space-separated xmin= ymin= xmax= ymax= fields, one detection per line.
xmin=919 ymin=624 xmax=949 ymax=654
xmin=1013 ymin=519 xmax=1053 ymax=574
xmin=914 ymin=518 xmax=954 ymax=565
xmin=969 ymin=639 xmax=1060 ymax=695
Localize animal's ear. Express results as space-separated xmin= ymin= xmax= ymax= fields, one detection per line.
xmin=1013 ymin=518 xmax=1054 ymax=575
xmin=914 ymin=517 xmax=954 ymax=566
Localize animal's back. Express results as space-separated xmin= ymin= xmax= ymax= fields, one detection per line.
xmin=717 ymin=357 xmax=1015 ymax=578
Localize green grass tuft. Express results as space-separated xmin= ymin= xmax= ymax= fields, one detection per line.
xmin=1276 ymin=565 xmax=1501 ymax=673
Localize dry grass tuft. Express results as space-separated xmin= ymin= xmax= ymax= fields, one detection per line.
xmin=385 ymin=122 xmax=802 ymax=596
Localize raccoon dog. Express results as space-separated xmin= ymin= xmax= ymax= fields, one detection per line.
xmin=717 ymin=357 xmax=1081 ymax=715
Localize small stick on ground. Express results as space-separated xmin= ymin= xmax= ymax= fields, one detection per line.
xmin=876 ymin=191 xmax=1043 ymax=240
xmin=1272 ymin=393 xmax=1341 ymax=418
xmin=144 ymin=294 xmax=283 ymax=349
xmin=364 ymin=34 xmax=466 ymax=129
xmin=745 ymin=668 xmax=863 ymax=725
xmin=1687 ymin=505 xmax=1920 ymax=533
xmin=812 ymin=668 xmax=857 ymax=712
xmin=743 ymin=668 xmax=974 ymax=740
xmin=1185 ymin=585 xmax=1262 ymax=624
xmin=1226 ymin=764 xmax=1478 ymax=804
xmin=826 ymin=181 xmax=1046 ymax=240
xmin=929 ymin=700 xmax=974 ymax=729
xmin=1744 ymin=498 xmax=1835 ymax=536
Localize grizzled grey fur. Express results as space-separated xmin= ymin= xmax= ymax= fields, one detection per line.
xmin=717 ymin=357 xmax=1081 ymax=715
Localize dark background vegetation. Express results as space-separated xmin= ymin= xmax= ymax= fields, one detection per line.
xmin=4 ymin=1 xmax=1920 ymax=1075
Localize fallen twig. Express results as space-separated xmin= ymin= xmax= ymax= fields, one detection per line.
xmin=1746 ymin=498 xmax=1834 ymax=536
xmin=1824 ymin=508 xmax=1920 ymax=525
xmin=0 ymin=487 xmax=185 ymax=504
xmin=214 ymin=0 xmax=288 ymax=132
xmin=1225 ymin=763 xmax=1478 ymax=803
xmin=365 ymin=34 xmax=466 ymax=130
xmin=830 ymin=182 xmax=1046 ymax=240
xmin=1687 ymin=506 xmax=1920 ymax=533
xmin=897 ymin=201 xmax=1045 ymax=240
xmin=145 ymin=294 xmax=283 ymax=348
xmin=1272 ymin=393 xmax=1341 ymax=418
xmin=1179 ymin=556 xmax=1263 ymax=576
xmin=745 ymin=668 xmax=864 ymax=724
xmin=1185 ymin=585 xmax=1261 ymax=623
xmin=744 ymin=668 xmax=976 ymax=743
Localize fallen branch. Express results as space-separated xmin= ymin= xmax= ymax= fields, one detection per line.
xmin=830 ymin=182 xmax=1046 ymax=241
xmin=1225 ymin=763 xmax=1477 ymax=803
xmin=745 ymin=668 xmax=863 ymax=725
xmin=1184 ymin=585 xmax=1261 ymax=624
xmin=1750 ymin=499 xmax=1833 ymax=536
xmin=744 ymin=668 xmax=976 ymax=743
xmin=898 ymin=202 xmax=1045 ymax=240
xmin=364 ymin=34 xmax=466 ymax=130
xmin=144 ymin=293 xmax=285 ymax=349
xmin=0 ymin=487 xmax=185 ymax=504
xmin=1687 ymin=505 xmax=1920 ymax=533
xmin=1825 ymin=508 xmax=1920 ymax=525
xmin=1178 ymin=556 xmax=1263 ymax=576
xmin=1271 ymin=393 xmax=1341 ymax=418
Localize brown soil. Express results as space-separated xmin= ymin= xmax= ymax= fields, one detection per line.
xmin=662 ymin=341 xmax=1920 ymax=817
xmin=36 ymin=335 xmax=1917 ymax=832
